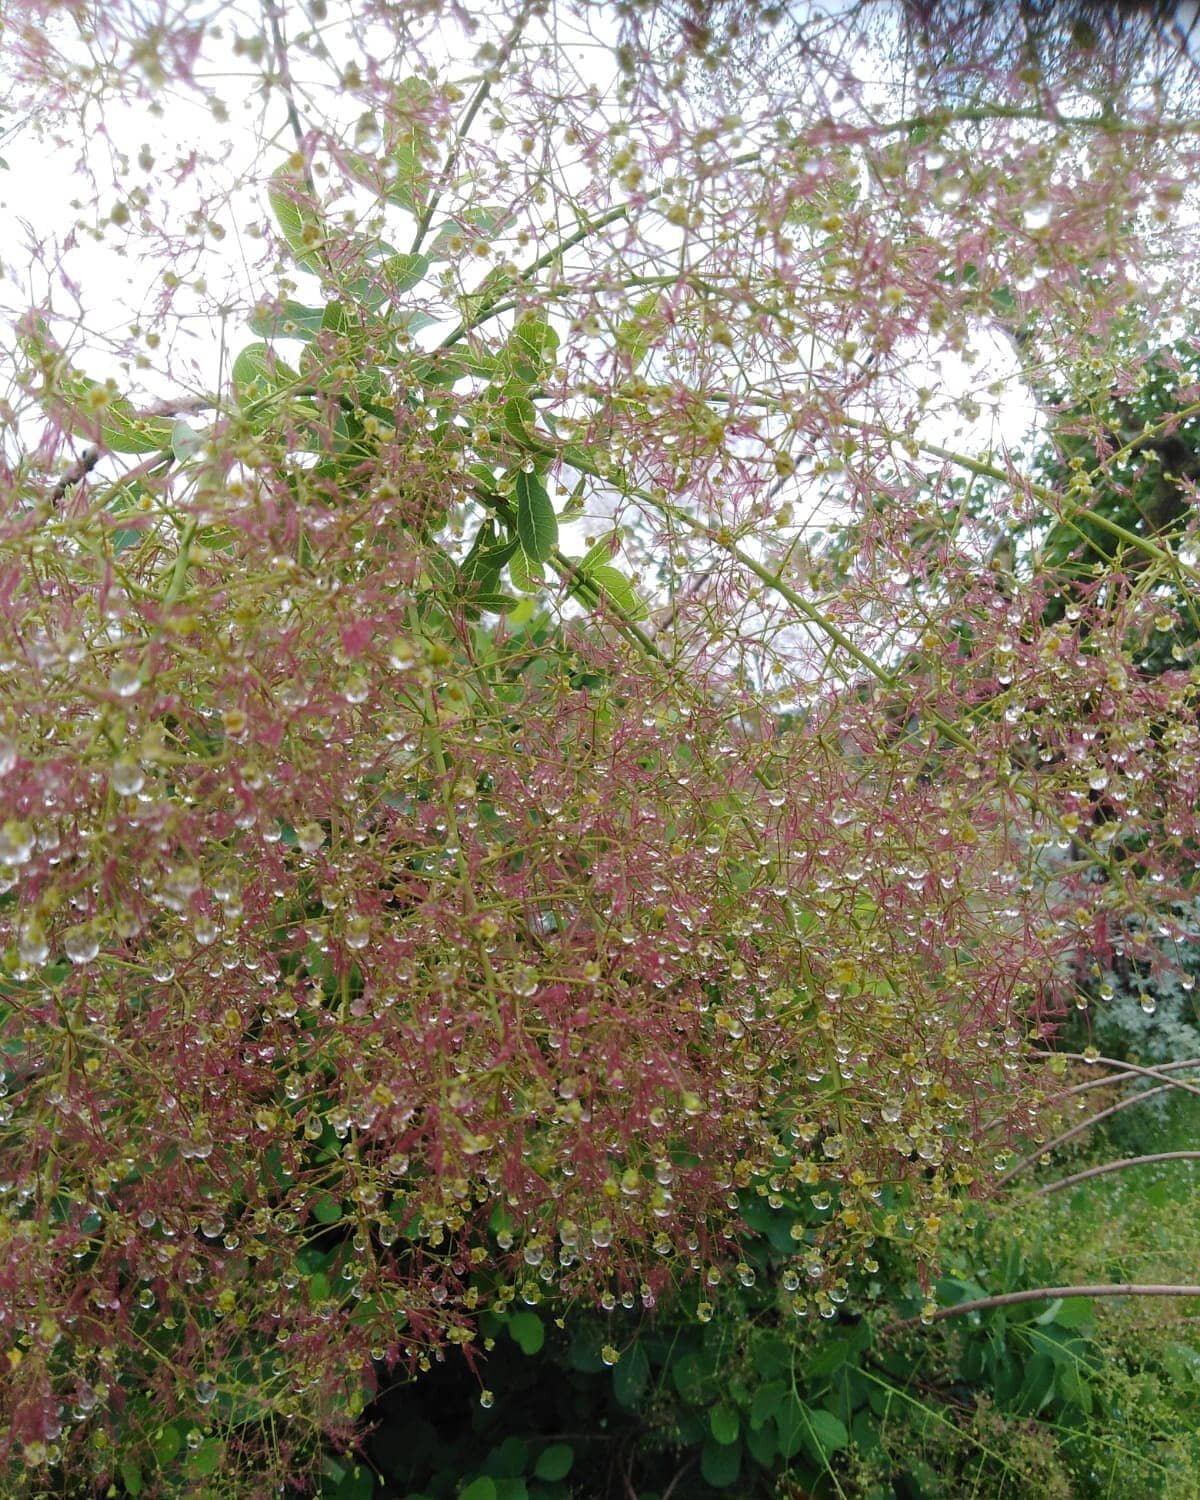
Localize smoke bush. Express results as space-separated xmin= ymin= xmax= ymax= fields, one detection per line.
xmin=0 ymin=0 xmax=1198 ymax=1490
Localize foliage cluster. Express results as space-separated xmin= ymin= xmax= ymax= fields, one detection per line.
xmin=1 ymin=1 xmax=1200 ymax=1493
xmin=312 ymin=1118 xmax=1200 ymax=1500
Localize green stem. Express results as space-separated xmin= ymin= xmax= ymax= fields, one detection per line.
xmin=438 ymin=206 xmax=631 ymax=349
xmin=163 ymin=518 xmax=198 ymax=606
xmin=409 ymin=5 xmax=534 ymax=257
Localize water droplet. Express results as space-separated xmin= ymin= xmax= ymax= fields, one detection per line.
xmin=387 ymin=638 xmax=419 ymax=671
xmin=193 ymin=915 xmax=219 ymax=947
xmin=1023 ymin=200 xmax=1053 ymax=231
xmin=345 ymin=913 xmax=371 ymax=950
xmin=0 ymin=820 xmax=34 ymax=867
xmin=17 ymin=921 xmax=49 ymax=967
xmin=295 ymin=822 xmax=325 ymax=854
xmin=0 ymin=738 xmax=16 ymax=776
xmin=64 ymin=924 xmax=101 ymax=965
xmin=109 ymin=663 xmax=141 ymax=698
xmin=111 ymin=758 xmax=145 ymax=796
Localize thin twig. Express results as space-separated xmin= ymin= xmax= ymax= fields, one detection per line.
xmin=1058 ymin=1057 xmax=1200 ymax=1099
xmin=884 ymin=1283 xmax=1200 ymax=1335
xmin=1033 ymin=1150 xmax=1200 ymax=1196
xmin=661 ymin=1456 xmax=697 ymax=1500
xmin=1031 ymin=1052 xmax=1200 ymax=1101
xmin=409 ymin=4 xmax=534 ymax=256
xmin=48 ymin=445 xmax=100 ymax=505
xmin=994 ymin=1082 xmax=1174 ymax=1186
xmin=263 ymin=1 xmax=308 ymax=161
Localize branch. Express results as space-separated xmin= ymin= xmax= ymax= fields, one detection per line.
xmin=1031 ymin=1052 xmax=1200 ymax=1101
xmin=885 ymin=1283 xmax=1200 ymax=1334
xmin=437 ymin=205 xmax=630 ymax=348
xmin=994 ymin=1081 xmax=1175 ymax=1186
xmin=1033 ymin=1150 xmax=1200 ymax=1196
xmin=1059 ymin=1056 xmax=1200 ymax=1099
xmin=47 ymin=445 xmax=100 ymax=505
xmin=409 ymin=4 xmax=535 ymax=257
xmin=841 ymin=416 xmax=1200 ymax=590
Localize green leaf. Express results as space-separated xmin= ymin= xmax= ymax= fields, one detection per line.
xmin=381 ymin=252 xmax=430 ymax=295
xmin=427 ymin=206 xmax=507 ymax=261
xmin=101 ymin=398 xmax=173 ymax=453
xmin=508 ymin=547 xmax=544 ymax=594
xmin=460 ymin=1478 xmax=497 ymax=1500
xmin=613 ymin=1341 xmax=650 ymax=1408
xmin=700 ymin=1437 xmax=741 ymax=1489
xmin=171 ymin=420 xmax=203 ymax=462
xmin=615 ymin=292 xmax=663 ymax=370
xmin=312 ymin=1194 xmax=343 ymax=1225
xmin=744 ymin=1418 xmax=776 ymax=1468
xmin=152 ymin=1424 xmax=182 ymax=1466
xmin=489 ymin=1437 xmax=529 ymax=1478
xmin=460 ymin=523 xmax=519 ymax=594
xmin=580 ymin=533 xmax=618 ymax=572
xmin=470 ymin=592 xmax=519 ymax=615
xmin=803 ymin=1407 xmax=849 ymax=1459
xmin=775 ymin=1395 xmax=807 ymax=1460
xmin=185 ymin=1438 xmax=224 ymax=1477
xmin=62 ymin=378 xmax=173 ymax=453
xmin=248 ymin=299 xmax=327 ymax=340
xmin=268 ymin=166 xmax=324 ymax=270
xmin=670 ymin=1347 xmax=718 ymax=1407
xmin=231 ymin=342 xmax=299 ymax=400
xmin=1055 ymin=1364 xmax=1094 ymax=1413
xmin=709 ymin=1404 xmax=740 ymax=1445
xmin=504 ymin=316 xmax=559 ymax=385
xmin=583 ymin=563 xmax=648 ymax=621
xmin=534 ymin=1445 xmax=574 ymax=1482
xmin=507 ymin=1309 xmax=544 ymax=1356
xmin=504 ymin=395 xmax=541 ymax=448
xmin=749 ymin=1380 xmax=785 ymax=1429
xmin=515 ymin=471 xmax=557 ymax=563
xmin=750 ymin=1333 xmax=791 ymax=1380
xmin=394 ymin=309 xmax=440 ymax=338
xmin=120 ymin=1459 xmax=144 ymax=1496
xmin=1041 ymin=1296 xmax=1094 ymax=1329
xmin=387 ymin=140 xmax=429 ymax=213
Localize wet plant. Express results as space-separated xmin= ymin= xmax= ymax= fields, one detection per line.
xmin=1 ymin=1 xmax=1199 ymax=1491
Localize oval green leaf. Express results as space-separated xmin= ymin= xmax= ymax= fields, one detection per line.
xmin=507 ymin=1309 xmax=544 ymax=1356
xmin=700 ymin=1436 xmax=741 ymax=1489
xmin=710 ymin=1404 xmax=740 ymax=1445
xmin=460 ymin=1477 xmax=497 ymax=1500
xmin=534 ymin=1444 xmax=574 ymax=1481
xmin=515 ymin=471 xmax=557 ymax=563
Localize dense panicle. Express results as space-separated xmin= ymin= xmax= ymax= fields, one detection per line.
xmin=0 ymin=0 xmax=1198 ymax=1489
